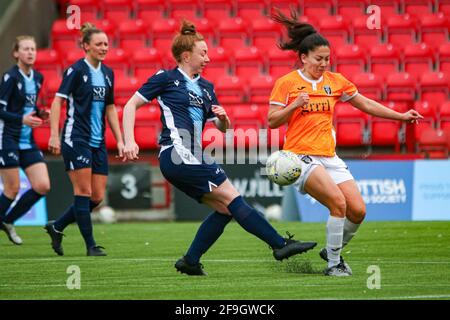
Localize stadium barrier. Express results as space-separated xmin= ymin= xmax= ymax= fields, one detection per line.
xmin=284 ymin=159 xmax=450 ymax=222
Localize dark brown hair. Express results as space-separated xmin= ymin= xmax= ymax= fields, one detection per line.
xmin=171 ymin=20 xmax=205 ymax=63
xmin=271 ymin=9 xmax=329 ymax=56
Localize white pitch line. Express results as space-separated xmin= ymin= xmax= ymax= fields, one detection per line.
xmin=0 ymin=258 xmax=449 ymax=265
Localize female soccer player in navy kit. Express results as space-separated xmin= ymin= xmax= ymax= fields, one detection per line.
xmin=0 ymin=36 xmax=50 ymax=245
xmin=122 ymin=21 xmax=317 ymax=276
xmin=46 ymin=23 xmax=124 ymax=256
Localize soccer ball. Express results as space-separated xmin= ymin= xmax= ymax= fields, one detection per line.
xmin=98 ymin=206 xmax=117 ymax=224
xmin=265 ymin=150 xmax=302 ymax=186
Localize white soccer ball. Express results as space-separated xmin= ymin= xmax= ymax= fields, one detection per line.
xmin=265 ymin=150 xmax=302 ymax=186
xmin=98 ymin=206 xmax=117 ymax=224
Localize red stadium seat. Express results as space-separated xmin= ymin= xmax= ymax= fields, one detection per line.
xmin=250 ymin=17 xmax=282 ymax=50
xmin=299 ymin=0 xmax=333 ymax=16
xmin=135 ymin=0 xmax=166 ymax=21
xmin=417 ymin=128 xmax=449 ymax=159
xmin=33 ymin=125 xmax=51 ymax=151
xmin=134 ymin=124 xmax=160 ymax=150
xmin=115 ymin=77 xmax=140 ymax=106
xmin=335 ymin=102 xmax=369 ymax=146
xmin=202 ymin=0 xmax=233 ymax=20
xmin=150 ymin=18 xmax=177 ymax=53
xmin=51 ymin=19 xmax=79 ymax=53
xmin=350 ymin=73 xmax=384 ymax=100
xmin=318 ymin=15 xmax=350 ymax=48
xmin=215 ymin=76 xmax=247 ymax=104
xmin=369 ymin=43 xmax=401 ymax=74
xmin=131 ymin=48 xmax=165 ymax=80
xmin=437 ymin=0 xmax=450 ymax=15
xmin=217 ymin=17 xmax=249 ymax=50
xmin=202 ymin=121 xmax=224 ymax=149
xmin=419 ymin=72 xmax=450 ymax=108
xmin=102 ymin=0 xmax=132 ymax=22
xmin=248 ymin=75 xmax=275 ymax=104
xmin=202 ymin=46 xmax=232 ymax=82
xmin=118 ymin=19 xmax=149 ymax=53
xmin=403 ymin=43 xmax=434 ymax=79
xmin=135 ymin=104 xmax=161 ymax=122
xmin=267 ymin=47 xmax=297 ymax=78
xmin=168 ymin=0 xmax=201 ymax=20
xmin=236 ymin=0 xmax=266 ymax=20
xmin=35 ymin=49 xmax=62 ymax=81
xmin=438 ymin=43 xmax=450 ymax=73
xmin=233 ymin=47 xmax=264 ymax=81
xmin=335 ymin=44 xmax=367 ymax=76
xmin=385 ymin=72 xmax=417 ymax=102
xmin=63 ymin=50 xmax=85 ymax=69
xmin=335 ymin=0 xmax=367 ymax=20
xmin=190 ymin=18 xmax=216 ymax=47
xmin=41 ymin=76 xmax=62 ymax=105
xmin=352 ymin=16 xmax=384 ymax=49
xmin=439 ymin=102 xmax=450 ymax=131
xmin=370 ymin=101 xmax=405 ymax=150
xmin=104 ymin=48 xmax=130 ymax=77
xmin=403 ymin=0 xmax=433 ymax=16
xmin=385 ymin=14 xmax=418 ymax=50
xmin=367 ymin=0 xmax=400 ymax=19
xmin=69 ymin=0 xmax=100 ymax=21
xmin=413 ymin=100 xmax=437 ymax=140
xmin=419 ymin=13 xmax=450 ymax=50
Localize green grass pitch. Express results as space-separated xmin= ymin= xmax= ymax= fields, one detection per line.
xmin=0 ymin=221 xmax=449 ymax=300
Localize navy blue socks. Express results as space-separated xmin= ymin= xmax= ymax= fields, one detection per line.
xmin=185 ymin=212 xmax=232 ymax=264
xmin=227 ymin=196 xmax=285 ymax=249
xmin=0 ymin=194 xmax=14 ymax=222
xmin=74 ymin=196 xmax=96 ymax=249
xmin=54 ymin=200 xmax=100 ymax=232
xmin=3 ymin=189 xmax=44 ymax=224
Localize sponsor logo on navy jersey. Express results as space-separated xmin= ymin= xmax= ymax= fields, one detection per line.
xmin=26 ymin=94 xmax=37 ymax=105
xmin=188 ymin=91 xmax=204 ymax=108
xmin=93 ymin=86 xmax=106 ymax=101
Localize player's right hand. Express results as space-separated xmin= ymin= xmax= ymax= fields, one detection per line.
xmin=293 ymin=92 xmax=310 ymax=108
xmin=48 ymin=136 xmax=61 ymax=155
xmin=23 ymin=112 xmax=43 ymax=128
xmin=123 ymin=141 xmax=139 ymax=162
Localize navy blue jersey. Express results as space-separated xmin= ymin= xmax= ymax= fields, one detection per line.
xmin=56 ymin=59 xmax=114 ymax=148
xmin=0 ymin=65 xmax=43 ymax=150
xmin=136 ymin=68 xmax=218 ymax=164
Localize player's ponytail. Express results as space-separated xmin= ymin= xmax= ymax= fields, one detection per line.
xmin=172 ymin=20 xmax=205 ymax=63
xmin=271 ymin=8 xmax=329 ymax=55
xmin=80 ymin=22 xmax=104 ymax=49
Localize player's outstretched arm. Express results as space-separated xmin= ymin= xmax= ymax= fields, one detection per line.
xmin=106 ymin=104 xmax=125 ymax=160
xmin=122 ymin=94 xmax=147 ymax=162
xmin=349 ymin=94 xmax=424 ymax=124
xmin=48 ymin=96 xmax=63 ymax=155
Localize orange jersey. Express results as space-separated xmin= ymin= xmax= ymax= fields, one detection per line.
xmin=269 ymin=70 xmax=358 ymax=157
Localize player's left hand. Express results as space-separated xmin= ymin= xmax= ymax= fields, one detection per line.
xmin=116 ymin=141 xmax=125 ymax=160
xmin=402 ymin=109 xmax=424 ymax=124
xmin=212 ymin=104 xmax=229 ymax=122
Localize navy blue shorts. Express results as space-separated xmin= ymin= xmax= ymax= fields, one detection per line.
xmin=159 ymin=146 xmax=228 ymax=203
xmin=61 ymin=141 xmax=108 ymax=175
xmin=0 ymin=147 xmax=45 ymax=169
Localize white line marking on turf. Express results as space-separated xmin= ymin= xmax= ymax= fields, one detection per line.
xmin=387 ymin=294 xmax=450 ymax=299
xmin=1 ymin=258 xmax=449 ymax=264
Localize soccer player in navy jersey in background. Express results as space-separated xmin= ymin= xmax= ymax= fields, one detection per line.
xmin=0 ymin=36 xmax=51 ymax=245
xmin=122 ymin=20 xmax=317 ymax=276
xmin=46 ymin=23 xmax=124 ymax=256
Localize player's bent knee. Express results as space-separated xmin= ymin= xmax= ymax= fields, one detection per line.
xmin=349 ymin=204 xmax=366 ymax=223
xmin=330 ymin=195 xmax=347 ymax=217
xmin=34 ymin=183 xmax=50 ymax=195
